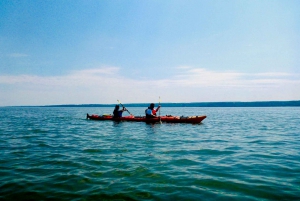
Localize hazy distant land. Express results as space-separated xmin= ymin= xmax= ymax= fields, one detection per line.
xmin=39 ymin=100 xmax=300 ymax=107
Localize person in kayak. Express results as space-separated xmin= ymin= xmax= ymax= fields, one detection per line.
xmin=145 ymin=103 xmax=161 ymax=118
xmin=113 ymin=105 xmax=127 ymax=118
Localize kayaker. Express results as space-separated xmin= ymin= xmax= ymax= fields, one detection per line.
xmin=145 ymin=103 xmax=160 ymax=118
xmin=113 ymin=105 xmax=127 ymax=118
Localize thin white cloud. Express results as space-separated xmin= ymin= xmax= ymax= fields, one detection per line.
xmin=176 ymin=65 xmax=192 ymax=70
xmin=172 ymin=68 xmax=244 ymax=87
xmin=0 ymin=66 xmax=299 ymax=105
xmin=8 ymin=53 xmax=29 ymax=58
xmin=0 ymin=67 xmax=121 ymax=86
xmin=254 ymin=72 xmax=291 ymax=77
xmin=71 ymin=67 xmax=120 ymax=76
xmin=173 ymin=67 xmax=300 ymax=88
xmin=1 ymin=66 xmax=299 ymax=88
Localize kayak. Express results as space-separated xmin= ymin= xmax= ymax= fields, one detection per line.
xmin=86 ymin=113 xmax=206 ymax=124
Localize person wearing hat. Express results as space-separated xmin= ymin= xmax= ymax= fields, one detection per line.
xmin=145 ymin=103 xmax=160 ymax=118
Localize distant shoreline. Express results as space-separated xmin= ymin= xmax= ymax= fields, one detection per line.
xmin=7 ymin=100 xmax=300 ymax=107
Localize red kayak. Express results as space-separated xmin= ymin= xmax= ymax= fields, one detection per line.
xmin=86 ymin=113 xmax=206 ymax=124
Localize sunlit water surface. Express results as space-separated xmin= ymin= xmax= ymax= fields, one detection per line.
xmin=0 ymin=107 xmax=299 ymax=200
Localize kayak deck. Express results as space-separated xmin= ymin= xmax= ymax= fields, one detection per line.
xmin=86 ymin=113 xmax=206 ymax=124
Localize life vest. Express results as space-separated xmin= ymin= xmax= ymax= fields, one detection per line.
xmin=145 ymin=108 xmax=152 ymax=115
xmin=145 ymin=108 xmax=156 ymax=118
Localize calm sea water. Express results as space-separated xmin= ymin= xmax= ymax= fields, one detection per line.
xmin=0 ymin=107 xmax=299 ymax=200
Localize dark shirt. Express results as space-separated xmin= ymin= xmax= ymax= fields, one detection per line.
xmin=113 ymin=110 xmax=123 ymax=118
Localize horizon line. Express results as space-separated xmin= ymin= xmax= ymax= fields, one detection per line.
xmin=3 ymin=100 xmax=300 ymax=107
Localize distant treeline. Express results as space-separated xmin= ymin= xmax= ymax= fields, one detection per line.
xmin=43 ymin=100 xmax=300 ymax=107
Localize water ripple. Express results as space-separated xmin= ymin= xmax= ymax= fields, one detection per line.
xmin=1 ymin=107 xmax=300 ymax=200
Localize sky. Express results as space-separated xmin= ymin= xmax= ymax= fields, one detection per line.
xmin=0 ymin=0 xmax=299 ymax=106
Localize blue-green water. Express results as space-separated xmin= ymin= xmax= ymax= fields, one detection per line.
xmin=0 ymin=107 xmax=299 ymax=200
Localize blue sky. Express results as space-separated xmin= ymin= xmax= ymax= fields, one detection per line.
xmin=0 ymin=0 xmax=299 ymax=106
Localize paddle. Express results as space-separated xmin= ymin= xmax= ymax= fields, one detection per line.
xmin=117 ymin=100 xmax=133 ymax=116
xmin=159 ymin=96 xmax=162 ymax=124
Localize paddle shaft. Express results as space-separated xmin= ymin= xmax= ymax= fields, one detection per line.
xmin=117 ymin=100 xmax=132 ymax=115
xmin=159 ymin=96 xmax=161 ymax=117
xmin=159 ymin=96 xmax=162 ymax=124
